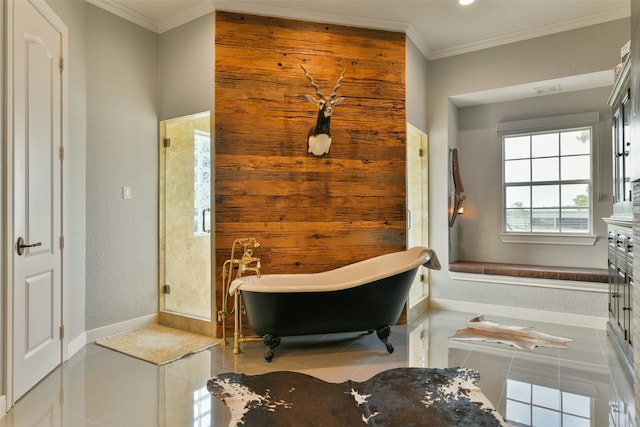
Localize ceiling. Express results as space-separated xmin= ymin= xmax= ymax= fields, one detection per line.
xmin=86 ymin=0 xmax=630 ymax=105
xmin=88 ymin=0 xmax=629 ymax=60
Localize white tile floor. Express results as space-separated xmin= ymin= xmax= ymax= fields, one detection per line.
xmin=2 ymin=309 xmax=635 ymax=426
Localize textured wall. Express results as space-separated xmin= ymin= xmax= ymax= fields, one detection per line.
xmin=214 ymin=11 xmax=406 ymax=335
xmin=84 ymin=5 xmax=159 ymax=329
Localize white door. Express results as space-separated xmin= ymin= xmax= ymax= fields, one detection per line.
xmin=10 ymin=0 xmax=64 ymax=403
xmin=406 ymin=123 xmax=429 ymax=308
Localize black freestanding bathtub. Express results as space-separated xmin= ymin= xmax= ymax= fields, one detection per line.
xmin=229 ymin=247 xmax=440 ymax=361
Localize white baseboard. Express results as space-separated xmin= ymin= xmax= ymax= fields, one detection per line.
xmin=65 ymin=313 xmax=158 ymax=361
xmin=429 ymin=298 xmax=608 ymax=330
xmin=84 ymin=313 xmax=158 ymax=343
xmin=67 ymin=332 xmax=87 ymax=360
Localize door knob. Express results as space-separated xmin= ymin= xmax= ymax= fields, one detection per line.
xmin=16 ymin=237 xmax=42 ymax=256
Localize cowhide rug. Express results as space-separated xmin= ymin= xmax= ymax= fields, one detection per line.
xmin=208 ymin=367 xmax=511 ymax=426
xmin=449 ymin=315 xmax=572 ymax=350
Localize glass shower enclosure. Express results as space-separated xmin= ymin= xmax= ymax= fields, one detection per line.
xmin=159 ymin=112 xmax=214 ymax=334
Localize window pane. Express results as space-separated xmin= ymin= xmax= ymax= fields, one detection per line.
xmin=532 ymin=185 xmax=559 ymax=208
xmin=194 ymin=131 xmax=211 ymax=235
xmin=561 ymin=129 xmax=590 ymax=155
xmin=506 ymin=186 xmax=530 ymax=208
xmin=532 ymin=157 xmax=558 ymax=181
xmin=532 ymin=385 xmax=560 ymax=410
xmin=507 ymin=379 xmax=531 ymax=402
xmin=505 ymin=159 xmax=530 ymax=183
xmin=506 ymin=209 xmax=530 ymax=232
xmin=532 ymin=132 xmax=559 ymax=158
xmin=532 ymin=209 xmax=559 ymax=232
xmin=561 ymin=184 xmax=589 ymax=208
xmin=506 ymin=400 xmax=531 ymax=425
xmin=561 ymin=155 xmax=590 ymax=180
xmin=562 ymin=414 xmax=590 ymax=427
xmin=560 ymin=209 xmax=589 ymax=233
xmin=505 ymin=136 xmax=530 ymax=160
xmin=562 ymin=392 xmax=590 ymax=418
xmin=533 ymin=406 xmax=560 ymax=427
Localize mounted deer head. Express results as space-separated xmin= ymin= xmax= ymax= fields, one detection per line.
xmin=301 ymin=65 xmax=346 ymax=156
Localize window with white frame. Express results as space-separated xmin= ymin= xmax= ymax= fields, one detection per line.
xmin=503 ymin=127 xmax=592 ymax=234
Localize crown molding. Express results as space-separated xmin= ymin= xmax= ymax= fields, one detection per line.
xmin=405 ymin=23 xmax=430 ymax=59
xmin=85 ymin=0 xmax=628 ymax=61
xmin=157 ymin=1 xmax=216 ymax=33
xmin=86 ymin=0 xmax=159 ymax=32
xmin=428 ymin=5 xmax=630 ymax=60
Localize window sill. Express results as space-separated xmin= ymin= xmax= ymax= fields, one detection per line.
xmin=499 ymin=233 xmax=598 ymax=245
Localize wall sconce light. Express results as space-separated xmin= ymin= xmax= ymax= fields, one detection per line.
xmin=449 ymin=148 xmax=466 ymax=227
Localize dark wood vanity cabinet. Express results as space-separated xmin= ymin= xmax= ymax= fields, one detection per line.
xmin=607 ymin=221 xmax=634 ymax=361
xmin=606 ymin=58 xmax=634 ymax=365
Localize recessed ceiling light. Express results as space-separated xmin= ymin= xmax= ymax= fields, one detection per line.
xmin=459 ymin=0 xmax=475 ymax=5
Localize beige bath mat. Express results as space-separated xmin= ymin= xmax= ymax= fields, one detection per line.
xmin=96 ymin=323 xmax=221 ymax=365
xmin=449 ymin=314 xmax=571 ymax=350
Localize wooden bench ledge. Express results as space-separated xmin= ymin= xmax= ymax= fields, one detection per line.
xmin=449 ymin=261 xmax=608 ymax=283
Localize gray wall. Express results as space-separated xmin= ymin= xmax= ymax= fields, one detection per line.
xmin=457 ymin=86 xmax=613 ymax=266
xmin=47 ymin=0 xmax=160 ymax=332
xmin=84 ymin=5 xmax=159 ymax=328
xmin=427 ymin=19 xmax=629 ymax=317
xmin=406 ymin=38 xmax=428 ymax=132
xmin=158 ymin=13 xmax=214 ymax=121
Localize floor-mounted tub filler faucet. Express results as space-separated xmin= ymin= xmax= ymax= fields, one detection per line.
xmin=219 ymin=237 xmax=263 ymax=352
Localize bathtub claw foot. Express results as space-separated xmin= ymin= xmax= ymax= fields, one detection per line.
xmin=376 ymin=326 xmax=394 ymax=353
xmin=263 ymin=334 xmax=281 ymax=362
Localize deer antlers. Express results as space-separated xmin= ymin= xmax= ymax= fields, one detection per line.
xmin=330 ymin=68 xmax=346 ymax=99
xmin=300 ymin=65 xmax=346 ymax=101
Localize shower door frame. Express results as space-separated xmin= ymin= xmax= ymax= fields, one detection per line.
xmin=158 ymin=112 xmax=216 ymax=337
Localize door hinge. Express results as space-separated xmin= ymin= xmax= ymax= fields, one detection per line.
xmin=59 ymin=236 xmax=64 ymax=250
xmin=419 ymin=148 xmax=424 ymax=157
xmin=59 ymin=325 xmax=64 ymax=339
xmin=59 ymin=146 xmax=64 ymax=160
xmin=163 ymin=284 xmax=171 ymax=294
xmin=59 ymin=57 xmax=64 ymax=71
xmin=164 ymin=138 xmax=171 ymax=148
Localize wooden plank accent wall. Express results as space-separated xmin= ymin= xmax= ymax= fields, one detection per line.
xmin=215 ymin=11 xmax=407 ymax=336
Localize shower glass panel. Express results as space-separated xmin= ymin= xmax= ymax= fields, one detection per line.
xmin=406 ymin=123 xmax=429 ymax=308
xmin=159 ymin=112 xmax=211 ymax=320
